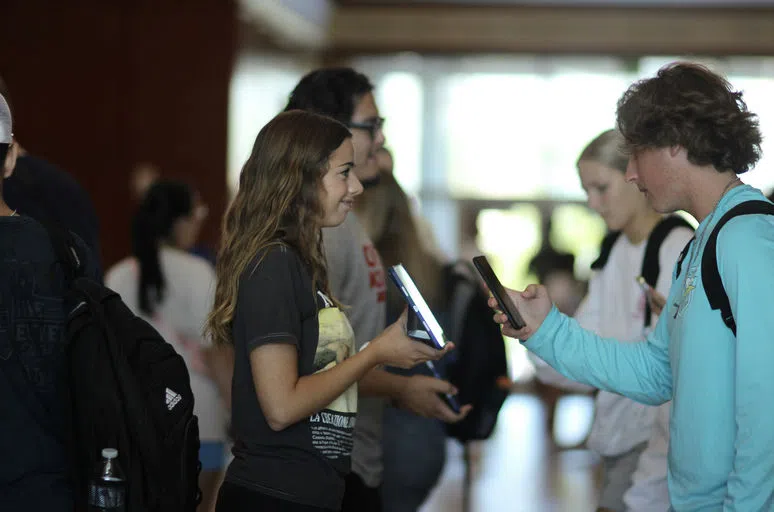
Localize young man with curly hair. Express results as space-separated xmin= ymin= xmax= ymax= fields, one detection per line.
xmin=492 ymin=62 xmax=774 ymax=510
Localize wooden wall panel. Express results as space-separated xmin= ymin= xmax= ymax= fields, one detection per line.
xmin=0 ymin=0 xmax=236 ymax=268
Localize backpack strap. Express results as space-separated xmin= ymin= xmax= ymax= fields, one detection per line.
xmin=701 ymin=200 xmax=774 ymax=336
xmin=40 ymin=222 xmax=84 ymax=286
xmin=675 ymin=238 xmax=694 ymax=279
xmin=640 ymin=216 xmax=694 ymax=327
xmin=590 ymin=231 xmax=621 ymax=270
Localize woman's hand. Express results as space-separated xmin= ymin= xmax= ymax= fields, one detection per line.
xmin=488 ymin=284 xmax=553 ymax=340
xmin=370 ymin=310 xmax=454 ymax=369
xmin=646 ymin=287 xmax=667 ymax=316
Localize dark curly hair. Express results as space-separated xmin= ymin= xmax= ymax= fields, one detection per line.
xmin=616 ymin=62 xmax=762 ymax=174
xmin=284 ymin=67 xmax=373 ymax=125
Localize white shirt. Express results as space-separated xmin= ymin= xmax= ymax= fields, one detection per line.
xmin=106 ymin=247 xmax=226 ymax=441
xmin=530 ymin=225 xmax=693 ymax=512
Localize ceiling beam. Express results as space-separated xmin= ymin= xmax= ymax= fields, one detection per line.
xmin=239 ymin=0 xmax=334 ymax=50
xmin=330 ymin=5 xmax=774 ymax=55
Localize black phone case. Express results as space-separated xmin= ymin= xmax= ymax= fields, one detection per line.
xmin=472 ymin=256 xmax=526 ymax=330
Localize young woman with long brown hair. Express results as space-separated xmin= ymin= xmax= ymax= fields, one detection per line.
xmin=205 ymin=110 xmax=451 ymax=512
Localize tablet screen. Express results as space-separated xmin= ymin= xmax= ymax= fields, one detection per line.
xmin=388 ymin=264 xmax=446 ymax=349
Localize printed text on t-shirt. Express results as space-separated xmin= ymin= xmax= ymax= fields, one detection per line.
xmin=362 ymin=244 xmax=386 ymax=303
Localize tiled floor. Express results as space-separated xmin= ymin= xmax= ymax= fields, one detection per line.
xmin=420 ymin=393 xmax=601 ymax=512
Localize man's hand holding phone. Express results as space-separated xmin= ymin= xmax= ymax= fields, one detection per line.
xmin=487 ymin=284 xmax=553 ymax=340
xmin=472 ymin=255 xmax=552 ymax=340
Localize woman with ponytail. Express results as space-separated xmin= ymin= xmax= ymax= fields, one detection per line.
xmin=106 ymin=180 xmax=231 ymax=512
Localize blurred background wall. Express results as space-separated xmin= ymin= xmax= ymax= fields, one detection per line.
xmin=0 ymin=0 xmax=236 ymax=266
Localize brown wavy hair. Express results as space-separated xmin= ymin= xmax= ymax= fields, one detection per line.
xmin=205 ymin=110 xmax=351 ymax=346
xmin=616 ymin=62 xmax=762 ymax=174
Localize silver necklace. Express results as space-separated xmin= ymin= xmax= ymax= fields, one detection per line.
xmin=687 ymin=177 xmax=741 ymax=271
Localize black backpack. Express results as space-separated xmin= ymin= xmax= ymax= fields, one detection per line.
xmin=439 ymin=261 xmax=509 ymax=443
xmin=591 ymin=215 xmax=695 ymax=328
xmin=675 ymin=200 xmax=774 ymax=336
xmin=47 ymin=226 xmax=202 ymax=512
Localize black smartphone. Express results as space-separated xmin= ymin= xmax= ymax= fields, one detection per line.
xmin=472 ymin=255 xmax=526 ymax=330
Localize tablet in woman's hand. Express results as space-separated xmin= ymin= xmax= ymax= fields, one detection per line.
xmin=387 ymin=264 xmax=447 ymax=350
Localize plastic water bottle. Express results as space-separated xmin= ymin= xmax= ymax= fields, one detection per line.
xmin=88 ymin=448 xmax=126 ymax=512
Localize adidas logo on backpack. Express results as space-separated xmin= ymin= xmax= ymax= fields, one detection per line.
xmin=166 ymin=388 xmax=182 ymax=411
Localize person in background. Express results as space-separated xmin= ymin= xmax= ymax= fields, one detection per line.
xmin=105 ymin=179 xmax=232 ymax=512
xmin=493 ymin=63 xmax=774 ymax=510
xmin=527 ymin=243 xmax=587 ymax=446
xmin=0 ymin=93 xmax=98 ymax=511
xmin=130 ymin=162 xmax=161 ymax=202
xmin=528 ymin=244 xmax=584 ymax=317
xmin=374 ymin=147 xmax=393 ymax=177
xmin=129 ymin=162 xmax=216 ymax=266
xmin=204 ymin=110 xmax=454 ymax=511
xmin=374 ymin=146 xmax=447 ymax=263
xmin=356 ymin=170 xmax=450 ymax=511
xmin=530 ymin=129 xmax=694 ymax=511
xmin=358 ymin=171 xmax=504 ymax=512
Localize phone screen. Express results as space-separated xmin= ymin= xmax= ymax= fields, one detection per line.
xmin=472 ymin=256 xmax=526 ymax=330
xmin=388 ymin=264 xmax=447 ymax=349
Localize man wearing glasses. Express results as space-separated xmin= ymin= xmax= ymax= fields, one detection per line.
xmin=285 ymin=68 xmax=469 ymax=511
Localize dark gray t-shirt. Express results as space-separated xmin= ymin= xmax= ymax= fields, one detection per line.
xmin=225 ymin=245 xmax=355 ymax=511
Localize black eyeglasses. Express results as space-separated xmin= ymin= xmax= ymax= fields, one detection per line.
xmin=347 ymin=117 xmax=385 ymax=138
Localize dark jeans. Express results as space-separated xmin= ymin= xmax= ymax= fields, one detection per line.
xmin=216 ymin=481 xmax=331 ymax=511
xmin=381 ymin=406 xmax=446 ymax=512
xmin=340 ymin=472 xmax=382 ymax=512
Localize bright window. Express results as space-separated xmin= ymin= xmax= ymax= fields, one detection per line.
xmin=443 ymin=69 xmax=632 ymax=200
xmin=375 ymin=72 xmax=424 ymax=196
xmin=228 ymin=54 xmax=306 ymax=194
xmin=732 ymin=77 xmax=774 ymax=194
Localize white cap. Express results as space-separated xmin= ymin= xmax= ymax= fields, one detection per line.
xmin=102 ymin=448 xmax=118 ymax=459
xmin=0 ymin=94 xmax=11 ymax=144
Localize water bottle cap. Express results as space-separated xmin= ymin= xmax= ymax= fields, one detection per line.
xmin=102 ymin=448 xmax=118 ymax=459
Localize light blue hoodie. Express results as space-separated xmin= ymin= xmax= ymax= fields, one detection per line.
xmin=524 ymin=185 xmax=774 ymax=511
